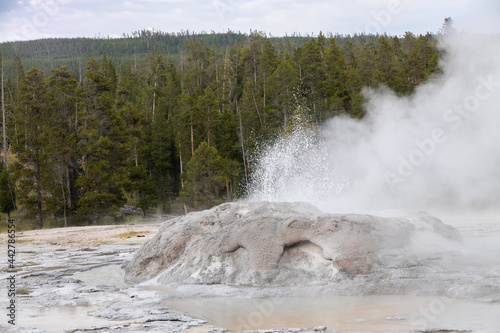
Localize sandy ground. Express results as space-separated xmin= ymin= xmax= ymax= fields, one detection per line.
xmin=1 ymin=223 xmax=161 ymax=248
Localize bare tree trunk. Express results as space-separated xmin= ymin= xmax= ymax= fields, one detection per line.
xmin=60 ymin=180 xmax=67 ymax=227
xmin=179 ymin=140 xmax=184 ymax=189
xmin=215 ymin=57 xmax=220 ymax=101
xmin=78 ymin=58 xmax=82 ymax=83
xmin=284 ymin=107 xmax=287 ymax=129
xmin=35 ymin=154 xmax=43 ymax=229
xmin=190 ymin=125 xmax=194 ymax=156
xmin=133 ymin=142 xmax=138 ymax=167
xmin=66 ymin=164 xmax=72 ymax=210
xmin=252 ymin=92 xmax=264 ymax=129
xmin=207 ymin=106 xmax=211 ymax=147
xmin=75 ymin=102 xmax=78 ymax=133
xmin=253 ymin=57 xmax=257 ymax=85
xmin=180 ymin=50 xmax=186 ymax=91
xmin=263 ymin=76 xmax=266 ymax=108
xmin=237 ymin=105 xmax=248 ymax=185
xmin=152 ymin=80 xmax=157 ymax=121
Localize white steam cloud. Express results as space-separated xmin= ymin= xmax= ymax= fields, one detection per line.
xmin=249 ymin=34 xmax=500 ymax=214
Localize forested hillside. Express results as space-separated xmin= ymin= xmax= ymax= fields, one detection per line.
xmin=0 ymin=31 xmax=439 ymax=228
xmin=0 ymin=30 xmax=314 ymax=79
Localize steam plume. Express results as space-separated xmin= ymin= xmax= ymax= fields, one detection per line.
xmin=249 ymin=34 xmax=500 ymax=214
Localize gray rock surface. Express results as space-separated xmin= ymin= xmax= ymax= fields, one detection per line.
xmin=124 ymin=201 xmax=463 ymax=286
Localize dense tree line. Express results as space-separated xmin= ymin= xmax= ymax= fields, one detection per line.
xmin=0 ymin=30 xmax=313 ymax=80
xmin=0 ymin=31 xmax=439 ymax=228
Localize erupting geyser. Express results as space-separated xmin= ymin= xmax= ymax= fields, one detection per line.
xmin=248 ymin=34 xmax=500 ymax=214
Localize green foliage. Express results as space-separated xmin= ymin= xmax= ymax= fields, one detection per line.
xmin=126 ymin=166 xmax=158 ymax=217
xmin=12 ymin=68 xmax=48 ymax=228
xmin=76 ymin=57 xmax=128 ymax=222
xmin=268 ymin=52 xmax=300 ymax=128
xmin=44 ymin=66 xmax=79 ymax=226
xmin=181 ymin=142 xmax=225 ymax=209
xmin=0 ymin=165 xmax=15 ymax=216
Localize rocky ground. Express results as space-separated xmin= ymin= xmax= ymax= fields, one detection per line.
xmin=0 ymin=209 xmax=499 ymax=333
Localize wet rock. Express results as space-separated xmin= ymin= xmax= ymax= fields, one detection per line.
xmin=88 ymin=307 xmax=137 ymax=321
xmin=75 ymin=285 xmax=120 ymax=293
xmin=124 ymin=201 xmax=463 ymax=287
xmin=242 ymin=329 xmax=305 ymax=333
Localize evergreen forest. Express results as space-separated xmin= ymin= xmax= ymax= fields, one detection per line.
xmin=0 ymin=29 xmax=442 ymax=229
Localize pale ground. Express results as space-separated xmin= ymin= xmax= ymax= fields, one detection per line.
xmin=0 ymin=223 xmax=161 ymax=248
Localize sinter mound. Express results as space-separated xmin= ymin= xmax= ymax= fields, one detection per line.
xmin=124 ymin=201 xmax=463 ymax=286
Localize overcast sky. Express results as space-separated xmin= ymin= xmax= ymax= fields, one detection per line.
xmin=0 ymin=0 xmax=499 ymax=42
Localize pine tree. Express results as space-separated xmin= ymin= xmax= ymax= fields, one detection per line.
xmin=12 ymin=56 xmax=24 ymax=89
xmin=439 ymin=17 xmax=457 ymax=36
xmin=150 ymin=107 xmax=175 ymax=212
xmin=200 ymin=86 xmax=220 ymax=147
xmin=239 ymin=33 xmax=267 ymax=130
xmin=76 ymin=58 xmax=127 ymax=222
xmin=217 ymin=109 xmax=242 ymax=200
xmin=259 ymin=39 xmax=278 ymax=109
xmin=127 ymin=164 xmax=158 ymax=217
xmin=358 ymin=40 xmax=376 ymax=89
xmin=181 ymin=142 xmax=225 ymax=209
xmin=373 ymin=36 xmax=405 ymax=92
xmin=45 ymin=66 xmax=79 ymax=226
xmin=185 ymin=40 xmax=210 ymax=96
xmin=118 ymin=100 xmax=157 ymax=216
xmin=297 ymin=39 xmax=325 ymax=118
xmin=268 ymin=52 xmax=299 ymax=128
xmin=12 ymin=68 xmax=48 ymax=228
xmin=323 ymin=38 xmax=350 ymax=117
xmin=150 ymin=59 xmax=180 ymax=211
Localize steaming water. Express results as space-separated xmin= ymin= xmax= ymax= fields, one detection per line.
xmin=162 ymin=216 xmax=500 ymax=332
xmin=164 ymin=295 xmax=500 ymax=332
xmin=20 ymin=305 xmax=116 ymax=333
xmin=248 ymin=34 xmax=500 ymax=214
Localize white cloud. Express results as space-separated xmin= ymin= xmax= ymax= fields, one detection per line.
xmin=137 ymin=0 xmax=184 ymax=2
xmin=0 ymin=0 xmax=499 ymax=42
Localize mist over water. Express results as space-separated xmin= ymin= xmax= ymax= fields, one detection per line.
xmin=248 ymin=34 xmax=500 ymax=215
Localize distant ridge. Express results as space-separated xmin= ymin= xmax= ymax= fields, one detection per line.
xmin=0 ymin=29 xmax=381 ymax=77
